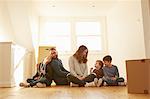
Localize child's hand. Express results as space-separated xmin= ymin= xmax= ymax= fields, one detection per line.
xmin=34 ymin=77 xmax=39 ymax=80
xmin=36 ymin=63 xmax=39 ymax=68
xmin=111 ymin=77 xmax=117 ymax=80
xmin=90 ymin=67 xmax=93 ymax=73
xmin=90 ymin=67 xmax=93 ymax=70
xmin=78 ymin=76 xmax=85 ymax=80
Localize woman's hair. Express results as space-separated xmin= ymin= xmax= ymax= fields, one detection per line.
xmin=96 ymin=60 xmax=103 ymax=69
xmin=73 ymin=45 xmax=88 ymax=63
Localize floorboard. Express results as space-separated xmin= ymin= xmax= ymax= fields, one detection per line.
xmin=0 ymin=86 xmax=149 ymax=99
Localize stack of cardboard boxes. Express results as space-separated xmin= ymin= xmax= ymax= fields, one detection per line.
xmin=126 ymin=59 xmax=150 ymax=94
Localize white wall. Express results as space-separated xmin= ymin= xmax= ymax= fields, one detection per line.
xmin=141 ymin=0 xmax=150 ymax=58
xmin=0 ymin=0 xmax=14 ymax=41
xmin=23 ymin=52 xmax=34 ymax=81
xmin=28 ymin=14 xmax=39 ymax=74
xmin=6 ymin=0 xmax=34 ymax=51
xmin=107 ymin=0 xmax=146 ymax=80
xmin=0 ymin=0 xmax=37 ymax=51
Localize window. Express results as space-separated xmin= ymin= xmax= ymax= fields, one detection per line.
xmin=76 ymin=22 xmax=102 ymax=51
xmin=39 ymin=17 xmax=106 ymax=52
xmin=39 ymin=22 xmax=71 ymax=51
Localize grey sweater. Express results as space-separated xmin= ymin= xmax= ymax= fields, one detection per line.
xmin=68 ymin=56 xmax=88 ymax=78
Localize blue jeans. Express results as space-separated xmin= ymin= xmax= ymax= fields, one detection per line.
xmin=102 ymin=77 xmax=124 ymax=85
xmin=27 ymin=77 xmax=52 ymax=87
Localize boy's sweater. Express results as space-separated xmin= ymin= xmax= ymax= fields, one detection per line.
xmin=103 ymin=65 xmax=119 ymax=79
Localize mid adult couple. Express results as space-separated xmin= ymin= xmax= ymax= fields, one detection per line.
xmin=20 ymin=45 xmax=95 ymax=87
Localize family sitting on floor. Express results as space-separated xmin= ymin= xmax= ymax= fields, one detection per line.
xmin=19 ymin=45 xmax=125 ymax=88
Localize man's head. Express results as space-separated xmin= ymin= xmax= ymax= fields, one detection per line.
xmin=103 ymin=55 xmax=112 ymax=66
xmin=49 ymin=47 xmax=58 ymax=59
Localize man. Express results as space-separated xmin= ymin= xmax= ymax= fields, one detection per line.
xmin=48 ymin=48 xmax=70 ymax=85
xmin=20 ymin=47 xmax=69 ymax=87
xmin=19 ymin=48 xmax=55 ymax=88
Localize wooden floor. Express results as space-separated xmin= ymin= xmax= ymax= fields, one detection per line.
xmin=0 ymin=86 xmax=149 ymax=99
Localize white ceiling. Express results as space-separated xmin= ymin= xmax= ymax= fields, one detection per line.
xmin=5 ymin=0 xmax=124 ymax=16
xmin=31 ymin=0 xmax=119 ymax=16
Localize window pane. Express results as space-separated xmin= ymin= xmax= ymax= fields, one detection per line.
xmin=39 ymin=36 xmax=70 ymax=51
xmin=40 ymin=22 xmax=71 ymax=51
xmin=76 ymin=22 xmax=101 ymax=35
xmin=77 ymin=36 xmax=102 ymax=51
xmin=43 ymin=22 xmax=70 ymax=35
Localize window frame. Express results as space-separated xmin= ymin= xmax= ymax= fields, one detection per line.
xmin=39 ymin=16 xmax=108 ymax=54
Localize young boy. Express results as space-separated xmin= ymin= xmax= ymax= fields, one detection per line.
xmin=102 ymin=55 xmax=125 ymax=86
xmin=90 ymin=60 xmax=104 ymax=87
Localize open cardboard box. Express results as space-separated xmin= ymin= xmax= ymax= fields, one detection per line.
xmin=126 ymin=59 xmax=150 ymax=94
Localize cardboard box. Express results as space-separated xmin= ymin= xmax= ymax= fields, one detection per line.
xmin=126 ymin=59 xmax=150 ymax=94
xmin=38 ymin=46 xmax=55 ymax=63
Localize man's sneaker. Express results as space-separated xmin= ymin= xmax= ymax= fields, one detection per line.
xmin=94 ymin=78 xmax=98 ymax=86
xmin=36 ymin=83 xmax=46 ymax=88
xmin=97 ymin=79 xmax=102 ymax=87
xmin=103 ymin=82 xmax=107 ymax=86
xmin=19 ymin=82 xmax=30 ymax=87
xmin=70 ymin=82 xmax=79 ymax=87
xmin=118 ymin=82 xmax=126 ymax=86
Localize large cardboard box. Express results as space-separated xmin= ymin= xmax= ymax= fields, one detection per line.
xmin=126 ymin=59 xmax=150 ymax=94
xmin=38 ymin=46 xmax=55 ymax=63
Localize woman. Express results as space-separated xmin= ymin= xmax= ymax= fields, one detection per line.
xmin=67 ymin=45 xmax=96 ymax=87
xmin=19 ymin=48 xmax=55 ymax=88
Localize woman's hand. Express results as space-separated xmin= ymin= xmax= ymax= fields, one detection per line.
xmin=78 ymin=76 xmax=85 ymax=80
xmin=34 ymin=76 xmax=40 ymax=80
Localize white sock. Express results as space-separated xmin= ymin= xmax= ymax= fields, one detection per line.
xmin=97 ymin=79 xmax=102 ymax=87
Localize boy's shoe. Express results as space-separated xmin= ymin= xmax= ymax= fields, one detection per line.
xmin=118 ymin=82 xmax=126 ymax=86
xmin=19 ymin=82 xmax=30 ymax=87
xmin=36 ymin=83 xmax=46 ymax=88
xmin=94 ymin=78 xmax=98 ymax=86
xmin=97 ymin=79 xmax=102 ymax=87
xmin=70 ymin=82 xmax=79 ymax=87
xmin=32 ymin=85 xmax=38 ymax=88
